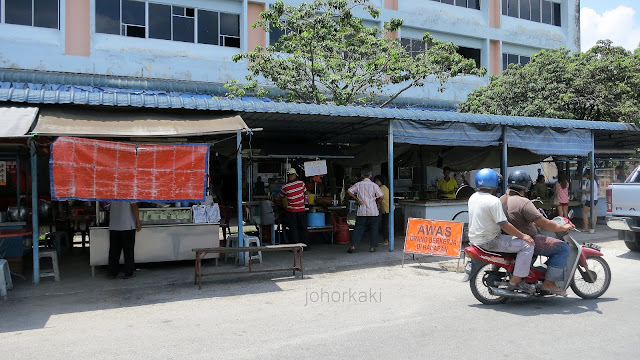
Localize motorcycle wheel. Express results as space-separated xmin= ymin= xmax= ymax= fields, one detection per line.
xmin=570 ymin=257 xmax=611 ymax=299
xmin=469 ymin=262 xmax=508 ymax=305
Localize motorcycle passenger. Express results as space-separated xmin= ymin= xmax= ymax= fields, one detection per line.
xmin=501 ymin=170 xmax=573 ymax=296
xmin=468 ymin=168 xmax=536 ymax=293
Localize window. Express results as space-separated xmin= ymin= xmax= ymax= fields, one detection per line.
xmin=502 ymin=52 xmax=531 ymax=71
xmin=400 ymin=38 xmax=425 ymax=58
xmin=457 ymin=46 xmax=481 ymax=67
xmin=95 ymin=0 xmax=241 ymax=48
xmin=431 ymin=0 xmax=480 ymax=10
xmin=503 ymin=0 xmax=561 ymax=27
xmin=3 ymin=0 xmax=59 ymax=29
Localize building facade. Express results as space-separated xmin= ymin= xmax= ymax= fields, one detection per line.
xmin=0 ymin=0 xmax=580 ymax=105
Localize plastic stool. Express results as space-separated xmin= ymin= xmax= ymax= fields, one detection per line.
xmin=245 ymin=236 xmax=262 ymax=265
xmin=226 ymin=234 xmax=262 ymax=265
xmin=39 ymin=249 xmax=60 ymax=282
xmin=0 ymin=259 xmax=13 ymax=300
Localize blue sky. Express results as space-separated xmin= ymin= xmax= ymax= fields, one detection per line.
xmin=581 ymin=0 xmax=640 ymax=51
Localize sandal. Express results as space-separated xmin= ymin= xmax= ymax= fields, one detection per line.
xmin=369 ymin=247 xmax=377 ymax=252
xmin=347 ymin=247 xmax=355 ymax=253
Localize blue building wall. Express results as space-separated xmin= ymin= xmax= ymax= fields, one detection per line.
xmin=0 ymin=0 xmax=580 ymax=104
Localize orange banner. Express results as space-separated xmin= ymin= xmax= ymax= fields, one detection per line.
xmin=51 ymin=137 xmax=208 ymax=202
xmin=404 ymin=218 xmax=463 ymax=258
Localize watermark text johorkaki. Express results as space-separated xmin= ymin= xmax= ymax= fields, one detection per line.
xmin=305 ymin=288 xmax=382 ymax=306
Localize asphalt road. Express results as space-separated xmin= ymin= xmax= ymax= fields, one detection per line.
xmin=2 ymin=236 xmax=639 ymax=359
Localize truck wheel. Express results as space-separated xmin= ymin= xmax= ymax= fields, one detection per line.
xmin=624 ymin=240 xmax=640 ymax=252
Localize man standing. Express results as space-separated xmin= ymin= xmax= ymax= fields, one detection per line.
xmin=468 ymin=168 xmax=535 ymax=293
xmin=347 ymin=169 xmax=383 ymax=253
xmin=279 ymin=168 xmax=309 ymax=248
xmin=502 ymin=170 xmax=573 ymax=296
xmin=108 ymin=201 xmax=141 ymax=279
xmin=373 ymin=175 xmax=390 ymax=246
xmin=438 ymin=167 xmax=458 ymax=199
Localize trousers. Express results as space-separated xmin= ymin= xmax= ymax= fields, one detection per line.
xmin=350 ymin=216 xmax=380 ymax=248
xmin=477 ymin=234 xmax=534 ymax=278
xmin=533 ymin=234 xmax=570 ymax=282
xmin=287 ymin=211 xmax=309 ymax=245
xmin=108 ymin=229 xmax=136 ymax=276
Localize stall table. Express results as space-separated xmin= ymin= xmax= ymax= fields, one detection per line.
xmin=89 ymin=223 xmax=219 ymax=277
xmin=401 ymin=200 xmax=469 ymax=231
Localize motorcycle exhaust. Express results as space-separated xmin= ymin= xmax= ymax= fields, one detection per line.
xmin=489 ymin=287 xmax=532 ymax=298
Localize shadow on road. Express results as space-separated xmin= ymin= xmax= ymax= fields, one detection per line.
xmin=468 ymin=296 xmax=618 ymax=315
xmin=617 ymin=251 xmax=640 ymax=260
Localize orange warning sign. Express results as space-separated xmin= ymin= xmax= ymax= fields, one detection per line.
xmin=404 ymin=218 xmax=463 ymax=258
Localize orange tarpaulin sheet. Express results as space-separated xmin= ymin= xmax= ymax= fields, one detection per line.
xmin=51 ymin=137 xmax=208 ymax=201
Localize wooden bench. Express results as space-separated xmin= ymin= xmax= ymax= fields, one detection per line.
xmin=192 ymin=243 xmax=306 ymax=289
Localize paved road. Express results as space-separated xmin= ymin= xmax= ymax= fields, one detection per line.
xmin=2 ymin=236 xmax=639 ymax=359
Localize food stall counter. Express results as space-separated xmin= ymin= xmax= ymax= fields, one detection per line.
xmin=89 ymin=206 xmax=219 ymax=277
xmin=400 ymin=199 xmax=469 ymax=230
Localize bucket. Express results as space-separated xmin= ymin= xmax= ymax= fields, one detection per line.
xmin=307 ymin=212 xmax=325 ymax=227
xmin=335 ymin=216 xmax=350 ymax=244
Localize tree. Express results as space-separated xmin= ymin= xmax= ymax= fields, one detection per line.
xmin=459 ymin=40 xmax=640 ymax=124
xmin=226 ymin=0 xmax=485 ymax=107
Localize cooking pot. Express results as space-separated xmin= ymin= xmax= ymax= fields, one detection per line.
xmin=7 ymin=206 xmax=28 ymax=222
xmin=38 ymin=201 xmax=52 ymax=218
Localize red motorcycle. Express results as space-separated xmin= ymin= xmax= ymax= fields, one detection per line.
xmin=464 ymin=217 xmax=611 ymax=304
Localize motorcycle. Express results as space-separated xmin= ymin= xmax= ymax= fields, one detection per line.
xmin=463 ymin=216 xmax=611 ymax=304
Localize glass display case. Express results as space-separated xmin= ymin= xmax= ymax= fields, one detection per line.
xmin=138 ymin=207 xmax=192 ymax=225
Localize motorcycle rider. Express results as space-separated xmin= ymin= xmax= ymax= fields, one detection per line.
xmin=468 ymin=168 xmax=536 ymax=293
xmin=501 ymin=170 xmax=573 ymax=296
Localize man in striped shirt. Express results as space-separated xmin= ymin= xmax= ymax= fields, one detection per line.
xmin=279 ymin=168 xmax=309 ymax=247
xmin=347 ymin=168 xmax=384 ymax=253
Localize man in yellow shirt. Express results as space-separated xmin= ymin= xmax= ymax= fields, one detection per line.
xmin=438 ymin=167 xmax=458 ymax=199
xmin=374 ymin=175 xmax=390 ymax=245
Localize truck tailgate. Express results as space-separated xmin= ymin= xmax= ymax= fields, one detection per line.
xmin=609 ymin=184 xmax=640 ymax=217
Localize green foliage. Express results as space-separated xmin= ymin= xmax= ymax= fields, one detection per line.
xmin=226 ymin=0 xmax=485 ymax=106
xmin=459 ymin=40 xmax=640 ymax=124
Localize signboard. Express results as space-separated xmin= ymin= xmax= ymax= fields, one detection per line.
xmin=0 ymin=161 xmax=5 ymax=186
xmin=304 ymin=160 xmax=327 ymax=177
xmin=50 ymin=137 xmax=209 ymax=202
xmin=404 ymin=218 xmax=463 ymax=258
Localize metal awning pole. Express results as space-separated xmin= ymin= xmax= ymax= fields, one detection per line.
xmin=29 ymin=139 xmax=39 ymax=284
xmin=501 ymin=126 xmax=508 ymax=195
xmin=388 ymin=120 xmax=395 ymax=252
xmin=236 ymin=132 xmax=244 ymax=264
xmin=590 ymin=131 xmax=596 ymax=233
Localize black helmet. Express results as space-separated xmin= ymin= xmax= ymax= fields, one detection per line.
xmin=507 ymin=170 xmax=532 ymax=191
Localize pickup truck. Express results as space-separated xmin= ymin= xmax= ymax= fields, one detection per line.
xmin=606 ymin=165 xmax=640 ymax=251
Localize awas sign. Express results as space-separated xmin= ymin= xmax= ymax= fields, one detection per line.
xmin=404 ymin=218 xmax=463 ymax=258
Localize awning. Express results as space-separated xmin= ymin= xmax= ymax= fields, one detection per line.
xmin=0 ymin=106 xmax=38 ymax=138
xmin=33 ymin=108 xmax=248 ymax=137
xmin=506 ymin=127 xmax=593 ymax=156
xmin=393 ymin=120 xmax=502 ymax=147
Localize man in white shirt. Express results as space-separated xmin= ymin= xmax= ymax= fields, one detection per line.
xmin=468 ymin=169 xmax=535 ymax=293
xmin=347 ymin=168 xmax=383 ymax=253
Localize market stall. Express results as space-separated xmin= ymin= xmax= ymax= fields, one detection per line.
xmin=32 ymin=107 xmax=251 ymax=275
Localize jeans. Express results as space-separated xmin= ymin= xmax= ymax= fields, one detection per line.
xmin=108 ymin=229 xmax=136 ymax=276
xmin=379 ymin=213 xmax=389 ymax=241
xmin=350 ymin=216 xmax=380 ymax=248
xmin=477 ymin=234 xmax=534 ymax=278
xmin=533 ymin=235 xmax=570 ymax=282
xmin=287 ymin=211 xmax=309 ymax=245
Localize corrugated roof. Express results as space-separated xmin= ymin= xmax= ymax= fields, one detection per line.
xmin=0 ymin=81 xmax=637 ymax=132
